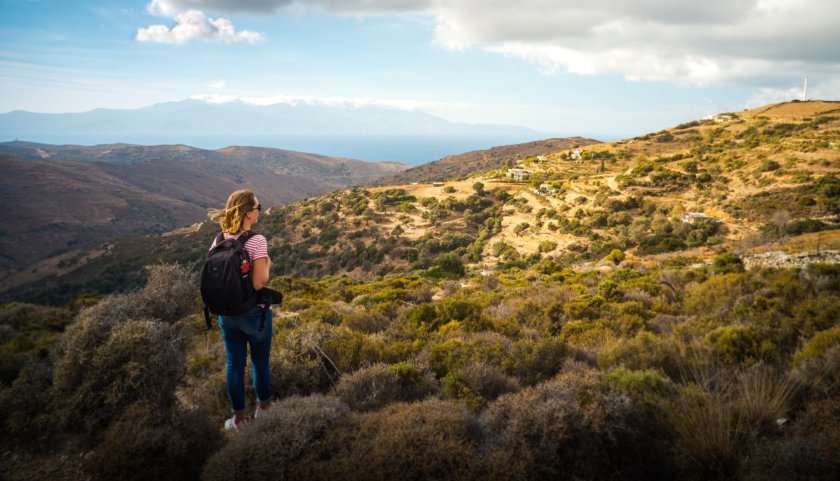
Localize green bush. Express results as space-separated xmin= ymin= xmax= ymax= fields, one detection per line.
xmin=636 ymin=233 xmax=686 ymax=255
xmin=713 ymin=252 xmax=745 ymax=275
xmin=443 ymin=361 xmax=520 ymax=412
xmin=705 ymin=325 xmax=777 ymax=365
xmin=794 ymin=327 xmax=840 ymax=365
xmin=604 ymin=249 xmax=625 ymax=264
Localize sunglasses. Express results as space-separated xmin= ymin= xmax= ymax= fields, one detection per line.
xmin=253 ymin=204 xmax=262 ymax=212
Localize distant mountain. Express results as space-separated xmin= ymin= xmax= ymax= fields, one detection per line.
xmin=0 ymin=142 xmax=407 ymax=271
xmin=366 ymin=136 xmax=601 ymax=186
xmin=0 ymin=99 xmax=537 ymax=137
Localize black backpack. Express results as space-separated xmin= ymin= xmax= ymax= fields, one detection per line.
xmin=200 ymin=231 xmax=284 ymax=331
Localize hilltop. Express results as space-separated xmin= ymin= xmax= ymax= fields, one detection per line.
xmin=2 ymin=101 xmax=838 ymax=305
xmin=366 ymin=136 xmax=600 ymax=186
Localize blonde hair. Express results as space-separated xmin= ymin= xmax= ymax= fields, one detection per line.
xmin=208 ymin=189 xmax=257 ymax=234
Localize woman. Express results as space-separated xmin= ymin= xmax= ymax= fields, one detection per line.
xmin=208 ymin=189 xmax=273 ymax=430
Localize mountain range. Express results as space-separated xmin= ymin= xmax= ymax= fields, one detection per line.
xmin=0 ymin=99 xmax=537 ymax=137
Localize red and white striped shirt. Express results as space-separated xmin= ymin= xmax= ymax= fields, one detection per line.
xmin=209 ymin=232 xmax=269 ymax=263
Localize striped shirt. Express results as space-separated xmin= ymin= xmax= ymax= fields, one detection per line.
xmin=209 ymin=232 xmax=269 ymax=263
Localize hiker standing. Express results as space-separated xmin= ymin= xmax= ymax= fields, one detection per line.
xmin=207 ymin=189 xmax=273 ymax=430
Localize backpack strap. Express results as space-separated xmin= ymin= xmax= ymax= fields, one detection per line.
xmin=213 ymin=231 xmax=225 ymax=247
xmin=238 ymin=230 xmax=254 ymax=245
xmin=203 ymin=305 xmax=213 ymax=331
xmin=259 ymin=305 xmax=268 ymax=332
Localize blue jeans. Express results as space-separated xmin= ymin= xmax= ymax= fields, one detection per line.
xmin=219 ymin=306 xmax=272 ymax=414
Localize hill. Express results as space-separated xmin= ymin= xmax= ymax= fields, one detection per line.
xmin=0 ymin=142 xmax=407 ymax=271
xmin=3 ymin=102 xmax=840 ymax=481
xmin=1 ymin=101 xmax=838 ymax=305
xmin=366 ymin=136 xmax=600 ymax=186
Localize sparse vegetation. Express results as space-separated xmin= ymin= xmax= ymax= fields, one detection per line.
xmin=3 ymin=101 xmax=840 ymax=480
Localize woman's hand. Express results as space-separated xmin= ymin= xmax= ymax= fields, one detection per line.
xmin=252 ymin=257 xmax=270 ymax=290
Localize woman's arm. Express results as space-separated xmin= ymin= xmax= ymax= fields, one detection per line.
xmin=251 ymin=257 xmax=271 ymax=290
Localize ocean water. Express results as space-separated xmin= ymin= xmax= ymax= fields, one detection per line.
xmin=5 ymin=132 xmax=560 ymax=166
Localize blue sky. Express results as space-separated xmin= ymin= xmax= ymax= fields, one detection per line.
xmin=1 ymin=0 xmax=838 ymax=140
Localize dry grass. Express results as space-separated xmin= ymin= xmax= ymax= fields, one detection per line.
xmin=672 ymin=363 xmax=801 ymax=479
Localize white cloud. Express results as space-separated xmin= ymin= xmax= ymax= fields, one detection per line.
xmin=208 ymin=80 xmax=226 ymax=88
xmin=136 ymin=9 xmax=263 ymax=44
xmin=141 ymin=0 xmax=840 ymax=87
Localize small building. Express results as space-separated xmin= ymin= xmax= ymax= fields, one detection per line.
xmin=538 ymin=183 xmax=556 ymax=194
xmin=682 ymin=212 xmax=710 ymax=223
xmin=570 ymin=150 xmax=582 ymax=160
xmin=506 ymin=168 xmax=532 ymax=181
xmin=537 ymin=155 xmax=547 ymax=162
xmin=433 ymin=182 xmax=444 ymax=187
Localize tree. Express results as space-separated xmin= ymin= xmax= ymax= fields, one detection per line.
xmin=770 ymin=210 xmax=791 ymax=242
xmin=472 ymin=182 xmax=485 ymax=195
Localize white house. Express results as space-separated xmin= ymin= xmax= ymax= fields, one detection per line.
xmin=682 ymin=212 xmax=710 ymax=223
xmin=537 ymin=183 xmax=556 ymax=194
xmin=537 ymin=155 xmax=547 ymax=162
xmin=506 ymin=168 xmax=532 ymax=181
xmin=570 ymin=150 xmax=582 ymax=160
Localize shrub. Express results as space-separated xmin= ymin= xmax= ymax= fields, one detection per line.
xmin=202 ymin=395 xmax=349 ymax=481
xmin=713 ymin=252 xmax=745 ymax=275
xmin=786 ymin=219 xmax=830 ymax=236
xmin=599 ymin=331 xmax=691 ymax=381
xmin=342 ymin=310 xmax=390 ymax=333
xmin=287 ymin=399 xmax=480 ymax=481
xmin=705 ymin=325 xmax=777 ymax=365
xmin=683 ymin=273 xmax=754 ymax=320
xmin=443 ymin=361 xmax=520 ymax=412
xmin=83 ymin=401 xmax=220 ymax=481
xmin=432 ymin=252 xmax=466 ymax=278
xmin=52 ymin=317 xmax=184 ymax=433
xmin=794 ymin=327 xmax=840 ymax=365
xmin=330 ymin=362 xmax=438 ymax=411
xmin=131 ymin=264 xmax=197 ymax=324
xmin=636 ymin=233 xmax=686 ymax=255
xmin=502 ymin=337 xmax=569 ymax=385
xmin=742 ymin=436 xmax=837 ymax=481
xmin=406 ymin=303 xmax=438 ymax=331
xmin=428 ymin=336 xmax=507 ymax=378
xmin=0 ymin=363 xmax=54 ymax=438
xmin=604 ymin=249 xmax=625 ymax=264
xmin=479 ymin=362 xmax=672 ymax=480
xmin=76 ymin=263 xmax=197 ymax=326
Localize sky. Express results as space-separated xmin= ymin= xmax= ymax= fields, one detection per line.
xmin=1 ymin=0 xmax=839 ymax=140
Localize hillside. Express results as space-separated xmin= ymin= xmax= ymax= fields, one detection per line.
xmin=2 ymin=101 xmax=838 ymax=305
xmin=367 ymin=136 xmax=600 ymax=186
xmin=3 ymin=101 xmax=840 ymax=481
xmin=0 ymin=142 xmax=407 ymax=271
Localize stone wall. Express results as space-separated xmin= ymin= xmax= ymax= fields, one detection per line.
xmin=743 ymin=250 xmax=840 ymax=270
